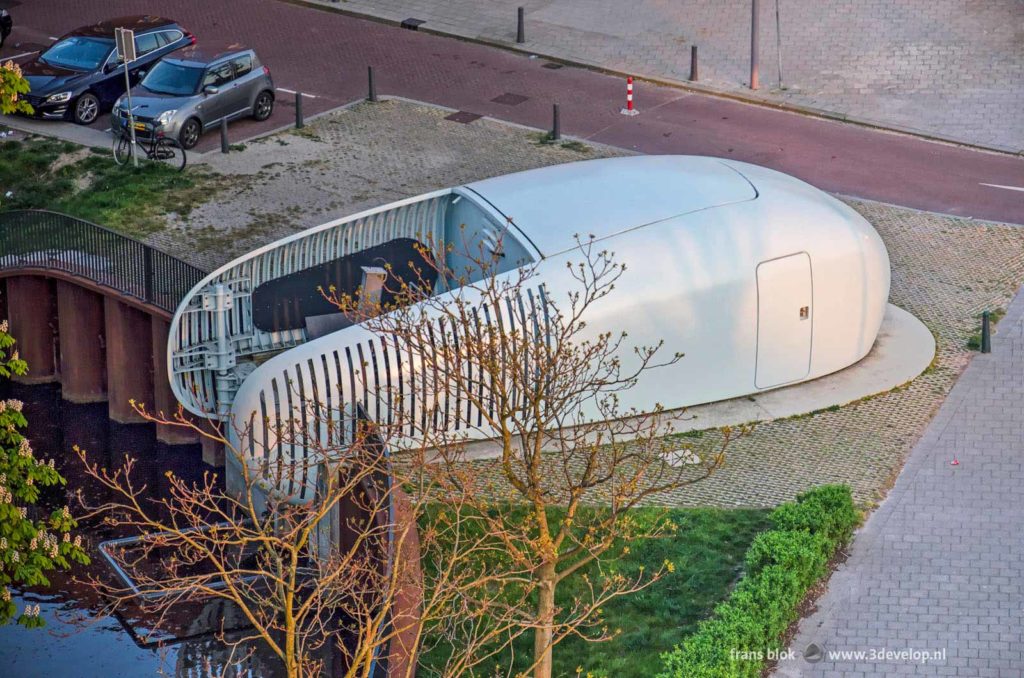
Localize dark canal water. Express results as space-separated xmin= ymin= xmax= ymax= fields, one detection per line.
xmin=0 ymin=383 xmax=287 ymax=678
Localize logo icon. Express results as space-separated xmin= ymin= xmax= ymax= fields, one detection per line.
xmin=803 ymin=643 xmax=825 ymax=663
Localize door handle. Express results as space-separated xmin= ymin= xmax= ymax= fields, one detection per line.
xmin=799 ymin=306 xmax=810 ymax=319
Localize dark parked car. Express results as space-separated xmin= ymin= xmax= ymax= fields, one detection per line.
xmin=0 ymin=9 xmax=12 ymax=48
xmin=112 ymin=46 xmax=274 ymax=150
xmin=21 ymin=15 xmax=193 ymax=125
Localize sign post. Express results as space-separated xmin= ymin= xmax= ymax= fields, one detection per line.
xmin=114 ymin=28 xmax=139 ymax=167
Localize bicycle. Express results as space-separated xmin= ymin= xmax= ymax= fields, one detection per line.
xmin=112 ymin=120 xmax=187 ymax=172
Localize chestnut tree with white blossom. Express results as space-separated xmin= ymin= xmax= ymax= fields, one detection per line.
xmin=0 ymin=321 xmax=89 ymax=627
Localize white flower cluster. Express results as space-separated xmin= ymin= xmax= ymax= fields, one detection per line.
xmin=36 ymin=531 xmax=60 ymax=558
xmin=0 ymin=485 xmax=11 ymax=504
xmin=6 ymin=400 xmax=22 ymax=412
xmin=0 ymin=319 xmax=8 ymax=333
xmin=23 ymin=604 xmax=40 ymax=617
xmin=1 ymin=587 xmax=9 ymax=602
xmin=17 ymin=438 xmax=32 ymax=458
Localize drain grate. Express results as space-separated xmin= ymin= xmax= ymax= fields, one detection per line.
xmin=400 ymin=18 xmax=425 ymax=30
xmin=445 ymin=111 xmax=482 ymax=124
xmin=541 ymin=62 xmax=563 ymax=70
xmin=490 ymin=93 xmax=530 ymax=106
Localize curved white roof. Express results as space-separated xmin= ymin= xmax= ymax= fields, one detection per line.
xmin=465 ymin=156 xmax=757 ymax=256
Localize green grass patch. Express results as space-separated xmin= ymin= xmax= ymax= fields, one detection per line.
xmin=0 ymin=135 xmax=226 ymax=239
xmin=418 ymin=505 xmax=771 ymax=677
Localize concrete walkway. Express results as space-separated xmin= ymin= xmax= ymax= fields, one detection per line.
xmin=774 ymin=289 xmax=1024 ymax=676
xmin=302 ymin=0 xmax=1024 ymax=153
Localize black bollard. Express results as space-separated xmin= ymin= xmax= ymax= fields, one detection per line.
xmin=220 ymin=118 xmax=229 ymax=153
xmin=367 ymin=66 xmax=378 ymax=102
xmin=517 ymin=7 xmax=525 ymax=43
xmin=551 ymin=103 xmax=561 ymax=140
xmin=295 ymin=91 xmax=304 ymax=129
xmin=690 ymin=45 xmax=699 ymax=81
xmin=981 ymin=311 xmax=991 ymax=353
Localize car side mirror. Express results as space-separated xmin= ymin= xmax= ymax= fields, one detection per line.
xmin=137 ymin=69 xmax=147 ymax=79
xmin=203 ymin=85 xmax=219 ymax=95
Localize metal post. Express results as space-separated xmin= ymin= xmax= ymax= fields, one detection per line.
xmin=367 ymin=66 xmax=377 ymax=102
xmin=981 ymin=311 xmax=991 ymax=353
xmin=516 ymin=7 xmax=525 ymax=43
xmin=775 ymin=0 xmax=784 ymax=88
xmin=123 ymin=64 xmax=138 ymax=167
xmin=220 ymin=118 xmax=229 ymax=153
xmin=750 ymin=0 xmax=760 ymax=90
xmin=143 ymin=247 xmax=154 ymax=303
xmin=295 ymin=91 xmax=304 ymax=128
xmin=690 ymin=45 xmax=699 ymax=81
xmin=551 ymin=103 xmax=560 ymax=140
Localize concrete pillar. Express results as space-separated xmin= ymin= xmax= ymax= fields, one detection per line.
xmin=201 ymin=420 xmax=226 ymax=467
xmin=56 ymin=281 xmax=107 ymax=403
xmin=5 ymin=276 xmax=56 ymax=384
xmin=103 ymin=297 xmax=154 ymax=424
xmin=150 ymin=317 xmax=199 ymax=446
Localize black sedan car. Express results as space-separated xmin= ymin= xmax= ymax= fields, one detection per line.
xmin=0 ymin=9 xmax=12 ymax=48
xmin=21 ymin=15 xmax=193 ymax=125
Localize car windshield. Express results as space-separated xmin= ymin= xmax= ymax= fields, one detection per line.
xmin=40 ymin=36 xmax=113 ymax=71
xmin=141 ymin=61 xmax=203 ymax=96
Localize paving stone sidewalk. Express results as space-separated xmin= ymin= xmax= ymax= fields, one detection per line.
xmin=773 ymin=289 xmax=1024 ymax=676
xmin=303 ymin=0 xmax=1024 ymax=152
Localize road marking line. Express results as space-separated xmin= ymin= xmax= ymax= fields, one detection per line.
xmin=979 ymin=183 xmax=1024 ymax=193
xmin=276 ymin=87 xmax=319 ymax=99
xmin=5 ymin=51 xmax=39 ymax=61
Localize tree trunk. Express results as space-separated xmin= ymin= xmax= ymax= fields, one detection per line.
xmin=533 ymin=562 xmax=557 ymax=678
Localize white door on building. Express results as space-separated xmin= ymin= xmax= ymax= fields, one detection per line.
xmin=755 ymin=253 xmax=813 ymax=389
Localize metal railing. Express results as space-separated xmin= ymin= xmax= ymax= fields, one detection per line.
xmin=0 ymin=210 xmax=205 ymax=313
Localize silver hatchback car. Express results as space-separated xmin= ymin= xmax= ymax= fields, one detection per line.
xmin=111 ymin=45 xmax=274 ymax=149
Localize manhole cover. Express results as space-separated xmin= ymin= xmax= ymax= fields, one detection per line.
xmin=400 ymin=18 xmax=425 ymax=30
xmin=444 ymin=111 xmax=482 ymax=124
xmin=490 ymin=93 xmax=529 ymax=106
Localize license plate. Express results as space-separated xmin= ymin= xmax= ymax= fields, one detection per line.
xmin=132 ymin=122 xmax=147 ymax=131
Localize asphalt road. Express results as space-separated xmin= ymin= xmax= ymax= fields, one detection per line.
xmin=3 ymin=0 xmax=1022 ymax=224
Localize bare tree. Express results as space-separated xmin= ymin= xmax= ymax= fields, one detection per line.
xmin=324 ymin=231 xmax=747 ymax=678
xmin=75 ymin=408 xmax=424 ymax=678
xmin=74 ymin=396 xmax=541 ymax=678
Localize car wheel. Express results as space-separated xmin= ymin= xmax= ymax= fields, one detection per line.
xmin=72 ymin=93 xmax=100 ymax=125
xmin=179 ymin=118 xmax=201 ymax=150
xmin=252 ymin=90 xmax=274 ymax=121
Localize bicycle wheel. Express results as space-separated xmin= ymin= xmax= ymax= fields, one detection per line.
xmin=154 ymin=138 xmax=187 ymax=172
xmin=112 ymin=134 xmax=132 ymax=166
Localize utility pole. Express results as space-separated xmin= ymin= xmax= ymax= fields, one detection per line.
xmin=750 ymin=0 xmax=760 ymax=90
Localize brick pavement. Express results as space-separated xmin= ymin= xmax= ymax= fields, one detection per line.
xmin=773 ymin=287 xmax=1024 ymax=676
xmin=5 ymin=0 xmax=1024 ymax=224
xmin=306 ymin=0 xmax=1024 ymax=152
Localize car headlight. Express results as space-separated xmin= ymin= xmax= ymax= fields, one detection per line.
xmin=156 ymin=110 xmax=178 ymax=126
xmin=45 ymin=91 xmax=73 ymax=104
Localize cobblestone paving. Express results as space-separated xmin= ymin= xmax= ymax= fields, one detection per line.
xmin=147 ymin=100 xmax=625 ymax=271
xmin=773 ymin=275 xmax=1024 ymax=677
xmin=304 ymin=0 xmax=1024 ymax=151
